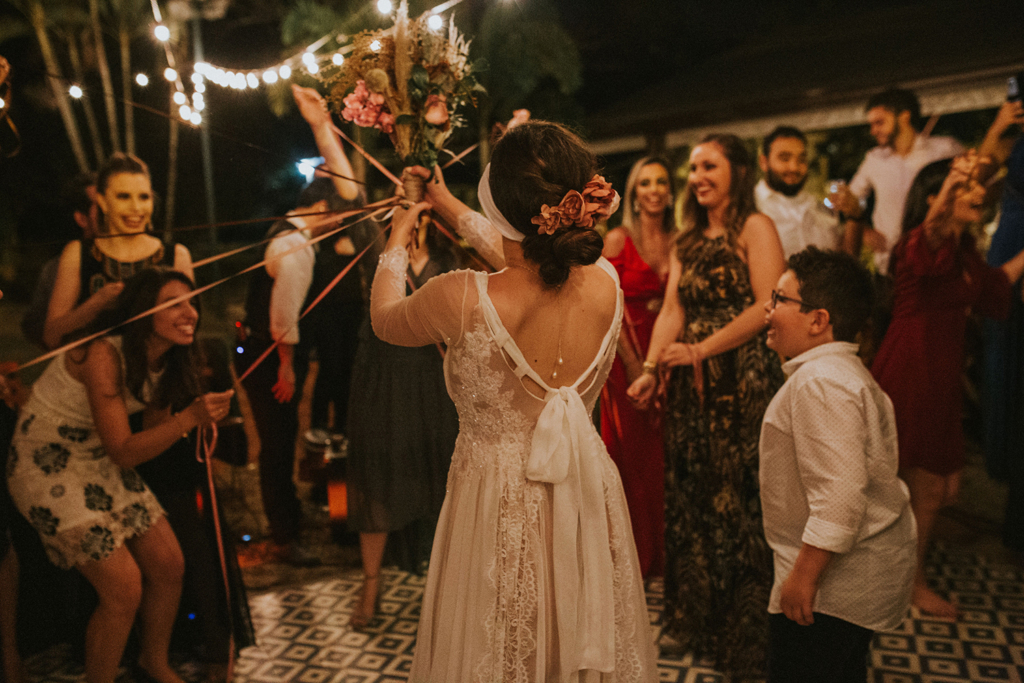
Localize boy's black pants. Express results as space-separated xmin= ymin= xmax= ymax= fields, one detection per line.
xmin=768 ymin=612 xmax=874 ymax=683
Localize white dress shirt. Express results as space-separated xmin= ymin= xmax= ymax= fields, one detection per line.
xmin=265 ymin=218 xmax=315 ymax=345
xmin=759 ymin=341 xmax=916 ymax=632
xmin=755 ymin=179 xmax=841 ymax=258
xmin=849 ymin=134 xmax=963 ymax=273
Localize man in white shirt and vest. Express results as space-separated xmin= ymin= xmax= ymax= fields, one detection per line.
xmin=833 ymin=88 xmax=963 ymax=274
xmin=755 ymin=126 xmax=841 ymax=258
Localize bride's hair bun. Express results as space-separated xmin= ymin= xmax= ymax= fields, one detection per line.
xmin=489 ymin=121 xmax=604 ymax=287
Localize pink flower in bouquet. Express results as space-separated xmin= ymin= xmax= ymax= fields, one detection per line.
xmin=369 ymin=92 xmax=386 ymax=106
xmin=424 ymin=94 xmax=449 ymax=126
xmin=377 ymin=111 xmax=395 ymax=134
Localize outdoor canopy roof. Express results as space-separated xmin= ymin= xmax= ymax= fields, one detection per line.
xmin=587 ymin=0 xmax=1024 ymax=155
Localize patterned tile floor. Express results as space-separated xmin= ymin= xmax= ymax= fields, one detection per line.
xmin=19 ymin=541 xmax=1024 ymax=683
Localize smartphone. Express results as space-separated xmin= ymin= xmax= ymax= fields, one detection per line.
xmin=1009 ymin=73 xmax=1023 ymax=103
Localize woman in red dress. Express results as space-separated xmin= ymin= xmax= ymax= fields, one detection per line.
xmin=600 ymin=156 xmax=677 ymax=579
xmin=873 ymin=153 xmax=1024 ymax=618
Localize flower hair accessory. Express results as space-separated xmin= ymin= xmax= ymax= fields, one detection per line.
xmin=531 ymin=176 xmax=621 ymax=235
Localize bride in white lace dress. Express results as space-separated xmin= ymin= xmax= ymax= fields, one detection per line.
xmin=371 ymin=122 xmax=657 ymax=682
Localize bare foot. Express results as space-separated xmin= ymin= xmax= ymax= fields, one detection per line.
xmin=913 ymin=583 xmax=959 ymax=620
xmin=350 ymin=574 xmax=380 ymax=630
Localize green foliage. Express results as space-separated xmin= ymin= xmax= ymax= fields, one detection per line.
xmin=477 ymin=0 xmax=581 ymax=123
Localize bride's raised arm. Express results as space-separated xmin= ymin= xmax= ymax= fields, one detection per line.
xmin=370 ymin=202 xmax=474 ymax=348
xmin=406 ymin=165 xmax=505 ymax=270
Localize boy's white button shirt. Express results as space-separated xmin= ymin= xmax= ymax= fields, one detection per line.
xmin=759 ymin=341 xmax=915 ymax=632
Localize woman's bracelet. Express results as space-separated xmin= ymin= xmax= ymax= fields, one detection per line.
xmin=173 ymin=411 xmax=189 ymax=439
xmin=642 ymin=360 xmax=658 ymax=375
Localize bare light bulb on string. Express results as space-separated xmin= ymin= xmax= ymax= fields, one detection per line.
xmin=192 ymin=98 xmax=205 ymax=112
xmin=263 ymin=70 xmax=278 ymax=84
xmin=370 ymin=40 xmax=382 ymax=52
xmin=332 ymin=53 xmax=344 ymax=66
xmin=302 ymin=52 xmax=316 ymax=66
xmin=69 ymin=85 xmax=83 ymax=98
xmin=154 ymin=24 xmax=170 ymax=42
xmin=377 ymin=0 xmax=392 ymax=13
xmin=195 ymin=82 xmax=205 ymax=93
xmin=246 ymin=73 xmax=259 ymax=88
xmin=427 ymin=14 xmax=443 ymax=31
xmin=179 ymin=104 xmax=192 ymax=120
xmin=191 ymin=72 xmax=204 ymax=85
xmin=279 ymin=65 xmax=292 ymax=79
xmin=307 ymin=62 xmax=319 ymax=74
xmin=135 ymin=73 xmax=149 ymax=86
xmin=189 ymin=112 xmax=202 ymax=126
xmin=195 ymin=62 xmax=210 ymax=74
xmin=233 ymin=73 xmax=246 ymax=89
xmin=0 ymin=97 xmax=5 ymax=109
xmin=173 ymin=91 xmax=186 ymax=105
xmin=164 ymin=67 xmax=177 ymax=82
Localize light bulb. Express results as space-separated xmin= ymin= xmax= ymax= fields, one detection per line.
xmin=179 ymin=104 xmax=192 ymax=119
xmin=307 ymin=62 xmax=319 ymax=74
xmin=173 ymin=91 xmax=186 ymax=105
xmin=0 ymin=97 xmax=5 ymax=109
xmin=194 ymin=82 xmax=206 ymax=93
xmin=191 ymin=72 xmax=204 ymax=85
xmin=190 ymin=112 xmax=202 ymax=125
xmin=193 ymin=99 xmax=205 ymax=111
xmin=246 ymin=73 xmax=259 ymax=88
xmin=302 ymin=52 xmax=316 ymax=65
xmin=377 ymin=0 xmax=392 ymax=13
xmin=164 ymin=67 xmax=177 ymax=82
xmin=427 ymin=14 xmax=443 ymax=31
xmin=69 ymin=85 xmax=83 ymax=98
xmin=370 ymin=40 xmax=382 ymax=52
xmin=154 ymin=24 xmax=170 ymax=42
xmin=332 ymin=53 xmax=344 ymax=66
xmin=279 ymin=65 xmax=292 ymax=79
xmin=263 ymin=70 xmax=278 ymax=84
xmin=135 ymin=73 xmax=149 ymax=87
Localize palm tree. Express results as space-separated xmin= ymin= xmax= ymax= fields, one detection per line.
xmin=14 ymin=0 xmax=91 ymax=172
xmin=89 ymin=0 xmax=121 ymax=152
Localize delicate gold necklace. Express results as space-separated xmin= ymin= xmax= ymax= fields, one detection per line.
xmin=505 ymin=262 xmax=565 ymax=380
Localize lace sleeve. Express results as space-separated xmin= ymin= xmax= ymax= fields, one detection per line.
xmin=370 ymin=245 xmax=469 ymax=347
xmin=457 ymin=211 xmax=505 ymax=270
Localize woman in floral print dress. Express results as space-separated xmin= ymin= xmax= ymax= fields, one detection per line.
xmin=7 ymin=269 xmax=231 ymax=683
xmin=629 ymin=134 xmax=785 ymax=679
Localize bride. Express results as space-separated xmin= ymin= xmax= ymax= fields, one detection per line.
xmin=372 ymin=121 xmax=657 ymax=681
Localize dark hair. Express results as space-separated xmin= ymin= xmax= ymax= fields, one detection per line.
xmin=297 ymin=177 xmax=340 ymax=209
xmin=97 ymin=152 xmax=150 ymax=194
xmin=63 ymin=172 xmax=97 ymax=217
xmin=84 ymin=268 xmax=203 ymax=412
xmin=677 ymin=133 xmax=757 ymax=259
xmin=489 ymin=121 xmax=604 ymax=287
xmin=888 ymin=157 xmax=954 ymax=280
xmin=787 ymin=247 xmax=874 ymax=342
xmin=762 ymin=126 xmax=807 ymax=157
xmin=866 ymin=88 xmax=922 ymax=131
xmin=621 ymin=156 xmax=677 ymax=241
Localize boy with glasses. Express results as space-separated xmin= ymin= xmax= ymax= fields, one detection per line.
xmin=759 ymin=247 xmax=916 ymax=682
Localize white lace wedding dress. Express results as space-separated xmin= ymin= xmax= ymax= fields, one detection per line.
xmin=371 ymin=236 xmax=657 ymax=682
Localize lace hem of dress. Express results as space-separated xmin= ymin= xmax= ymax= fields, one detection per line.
xmin=42 ymin=491 xmax=165 ymax=569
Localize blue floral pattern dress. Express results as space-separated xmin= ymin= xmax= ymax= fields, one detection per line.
xmin=7 ymin=336 xmax=164 ymax=569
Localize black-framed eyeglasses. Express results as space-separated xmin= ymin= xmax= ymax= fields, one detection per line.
xmin=770 ymin=289 xmax=816 ymax=311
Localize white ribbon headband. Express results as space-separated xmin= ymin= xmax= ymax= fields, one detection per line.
xmin=478 ymin=163 xmax=526 ymax=242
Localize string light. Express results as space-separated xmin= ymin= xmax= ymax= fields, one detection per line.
xmin=377 ymin=0 xmax=393 ymax=13
xmin=179 ymin=104 xmax=192 ymax=119
xmin=164 ymin=67 xmax=177 ymax=81
xmin=307 ymin=62 xmax=320 ymax=74
xmin=370 ymin=39 xmax=382 ymax=52
xmin=302 ymin=52 xmax=316 ymax=66
xmin=69 ymin=85 xmax=83 ymax=98
xmin=0 ymin=97 xmax=5 ymax=109
xmin=173 ymin=91 xmax=186 ymax=105
xmin=246 ymin=73 xmax=259 ymax=88
xmin=332 ymin=53 xmax=345 ymax=66
xmin=135 ymin=73 xmax=149 ymax=86
xmin=154 ymin=24 xmax=170 ymax=42
xmin=279 ymin=65 xmax=292 ymax=79
xmin=189 ymin=111 xmax=202 ymax=125
xmin=191 ymin=72 xmax=204 ymax=85
xmin=194 ymin=82 xmax=205 ymax=93
xmin=263 ymin=70 xmax=278 ymax=84
xmin=427 ymin=14 xmax=443 ymax=30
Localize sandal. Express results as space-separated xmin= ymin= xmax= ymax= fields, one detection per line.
xmin=349 ymin=573 xmax=380 ymax=630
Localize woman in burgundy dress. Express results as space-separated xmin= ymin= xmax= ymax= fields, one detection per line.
xmin=873 ymin=154 xmax=1024 ymax=618
xmin=601 ymin=156 xmax=676 ymax=579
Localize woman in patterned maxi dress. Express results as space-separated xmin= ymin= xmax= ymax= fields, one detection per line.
xmin=7 ymin=270 xmax=232 ymax=683
xmin=629 ymin=134 xmax=785 ymax=679
xmin=372 ymin=122 xmax=657 ymax=682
